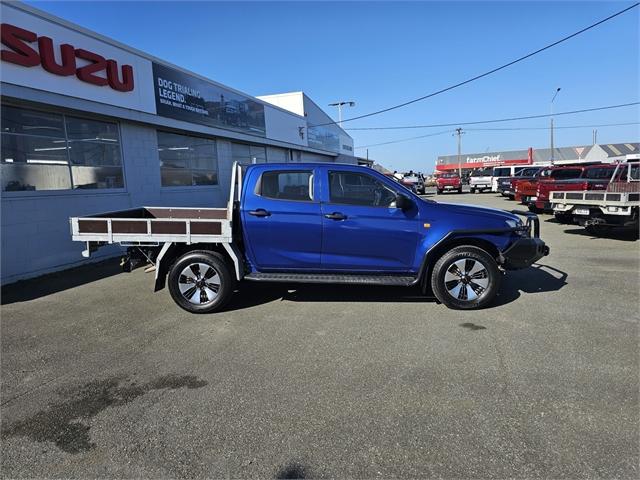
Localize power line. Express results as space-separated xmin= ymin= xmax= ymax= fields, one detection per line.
xmin=354 ymin=120 xmax=639 ymax=149
xmin=354 ymin=129 xmax=453 ymax=149
xmin=316 ymin=3 xmax=639 ymax=127
xmin=467 ymin=121 xmax=640 ymax=131
xmin=347 ymin=102 xmax=640 ymax=131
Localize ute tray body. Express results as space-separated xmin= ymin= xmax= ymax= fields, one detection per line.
xmin=70 ymin=206 xmax=232 ymax=245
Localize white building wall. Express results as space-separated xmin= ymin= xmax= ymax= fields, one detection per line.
xmin=262 ymin=106 xmax=308 ymax=146
xmin=1 ymin=2 xmax=156 ymax=114
xmin=257 ymin=92 xmax=305 ymax=116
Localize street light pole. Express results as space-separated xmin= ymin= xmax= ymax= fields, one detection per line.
xmin=550 ymin=87 xmax=561 ymax=163
xmin=328 ymin=101 xmax=356 ymax=128
xmin=454 ymin=128 xmax=465 ymax=176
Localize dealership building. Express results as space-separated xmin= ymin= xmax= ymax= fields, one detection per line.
xmin=436 ymin=143 xmax=639 ymax=173
xmin=0 ymin=2 xmax=356 ymax=284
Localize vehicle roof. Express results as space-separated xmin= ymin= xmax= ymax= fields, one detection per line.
xmin=549 ymin=165 xmax=588 ymax=170
xmin=582 ymin=163 xmax=616 ymax=169
xmin=245 ymin=162 xmax=375 ymax=171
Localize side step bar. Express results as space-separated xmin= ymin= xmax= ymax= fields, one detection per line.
xmin=244 ymin=272 xmax=418 ymax=286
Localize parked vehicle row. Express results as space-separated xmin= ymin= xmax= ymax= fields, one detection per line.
xmin=493 ymin=158 xmax=639 ymax=235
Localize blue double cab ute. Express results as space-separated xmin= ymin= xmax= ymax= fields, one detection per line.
xmin=70 ymin=162 xmax=549 ymax=313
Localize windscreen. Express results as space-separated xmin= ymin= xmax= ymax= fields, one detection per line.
xmin=441 ymin=173 xmax=459 ymax=178
xmin=471 ymin=169 xmax=492 ymax=177
xmin=493 ymin=167 xmax=510 ymax=177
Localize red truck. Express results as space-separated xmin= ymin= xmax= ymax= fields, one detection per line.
xmin=532 ymin=164 xmax=617 ymax=215
xmin=436 ymin=172 xmax=462 ymax=194
xmin=514 ymin=166 xmax=585 ymax=204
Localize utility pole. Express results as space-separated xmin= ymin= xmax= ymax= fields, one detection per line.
xmin=454 ymin=128 xmax=465 ymax=176
xmin=328 ymin=101 xmax=356 ymax=128
xmin=550 ymin=87 xmax=561 ymax=164
xmin=592 ymin=129 xmax=598 ymax=145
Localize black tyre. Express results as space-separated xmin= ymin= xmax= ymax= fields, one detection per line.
xmin=470 ymin=188 xmax=476 ymax=194
xmin=168 ymin=250 xmax=234 ymax=314
xmin=457 ymin=187 xmax=463 ymax=194
xmin=528 ymin=204 xmax=541 ymax=213
xmin=437 ymin=189 xmax=442 ymax=195
xmin=431 ymin=246 xmax=500 ymax=310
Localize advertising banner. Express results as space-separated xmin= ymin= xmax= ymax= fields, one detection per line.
xmin=152 ymin=62 xmax=266 ymax=136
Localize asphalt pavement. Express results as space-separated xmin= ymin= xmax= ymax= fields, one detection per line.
xmin=1 ymin=191 xmax=638 ymax=478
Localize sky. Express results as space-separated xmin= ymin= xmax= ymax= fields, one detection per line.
xmin=26 ymin=0 xmax=640 ymax=172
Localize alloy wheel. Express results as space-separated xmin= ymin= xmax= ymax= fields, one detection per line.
xmin=444 ymin=258 xmax=490 ymax=301
xmin=178 ymin=263 xmax=220 ymax=305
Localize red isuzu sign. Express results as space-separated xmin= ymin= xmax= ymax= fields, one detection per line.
xmin=1 ymin=23 xmax=134 ymax=92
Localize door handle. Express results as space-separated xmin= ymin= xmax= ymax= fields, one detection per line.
xmin=324 ymin=212 xmax=347 ymax=220
xmin=248 ymin=209 xmax=271 ymax=217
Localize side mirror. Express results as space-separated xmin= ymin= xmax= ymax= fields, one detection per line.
xmin=395 ymin=193 xmax=414 ymax=211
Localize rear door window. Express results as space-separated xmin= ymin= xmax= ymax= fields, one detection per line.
xmin=259 ymin=170 xmax=313 ymax=201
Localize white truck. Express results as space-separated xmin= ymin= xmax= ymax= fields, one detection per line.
xmin=469 ymin=169 xmax=493 ymax=193
xmin=550 ymin=160 xmax=639 ymax=234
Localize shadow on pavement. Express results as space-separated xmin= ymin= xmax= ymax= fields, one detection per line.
xmin=224 ymin=263 xmax=568 ymax=311
xmin=222 ymin=283 xmax=431 ymax=312
xmin=494 ymin=264 xmax=568 ymax=307
xmin=1 ymin=258 xmax=122 ymax=305
xmin=562 ymin=227 xmax=639 ymax=241
xmin=1 ymin=258 xmax=568 ymax=311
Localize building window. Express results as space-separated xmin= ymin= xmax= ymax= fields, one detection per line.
xmin=1 ymin=105 xmax=124 ymax=191
xmin=157 ymin=131 xmax=218 ymax=187
xmin=231 ymin=142 xmax=266 ymax=164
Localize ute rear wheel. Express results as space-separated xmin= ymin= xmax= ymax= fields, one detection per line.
xmin=431 ymin=246 xmax=500 ymax=310
xmin=168 ymin=250 xmax=234 ymax=314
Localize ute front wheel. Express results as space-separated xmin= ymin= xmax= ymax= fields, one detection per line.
xmin=431 ymin=246 xmax=500 ymax=310
xmin=168 ymin=251 xmax=234 ymax=314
